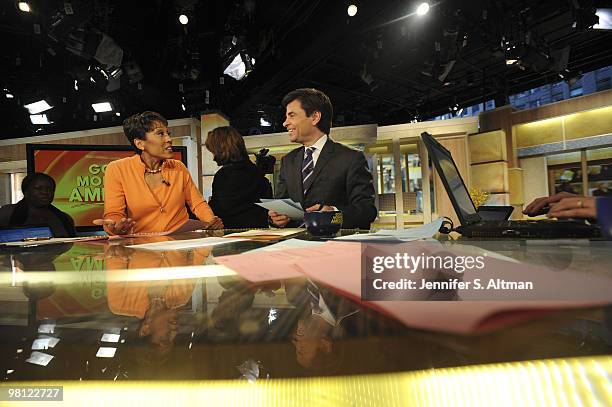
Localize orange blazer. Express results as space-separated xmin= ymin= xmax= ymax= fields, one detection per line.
xmin=103 ymin=155 xmax=214 ymax=234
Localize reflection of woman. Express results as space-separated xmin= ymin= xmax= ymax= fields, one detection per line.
xmin=0 ymin=172 xmax=76 ymax=237
xmin=205 ymin=126 xmax=272 ymax=228
xmin=98 ymin=111 xmax=223 ymax=235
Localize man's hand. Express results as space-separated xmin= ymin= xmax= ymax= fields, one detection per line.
xmin=306 ymin=204 xmax=336 ymax=212
xmin=268 ymin=210 xmax=290 ymax=228
xmin=548 ymin=196 xmax=597 ymax=219
xmin=523 ymin=192 xmax=577 ymax=216
xmin=202 ymin=216 xmax=224 ymax=230
xmin=93 ymin=218 xmax=136 ymax=235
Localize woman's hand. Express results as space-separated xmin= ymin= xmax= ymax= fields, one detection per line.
xmin=93 ymin=218 xmax=136 ymax=235
xmin=202 ymin=216 xmax=224 ymax=230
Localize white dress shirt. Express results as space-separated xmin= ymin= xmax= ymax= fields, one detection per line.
xmin=304 ymin=134 xmax=328 ymax=168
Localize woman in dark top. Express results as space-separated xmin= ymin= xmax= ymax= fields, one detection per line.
xmin=0 ymin=172 xmax=76 ymax=237
xmin=205 ymin=126 xmax=273 ymax=228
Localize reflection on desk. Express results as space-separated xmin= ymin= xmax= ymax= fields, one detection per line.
xmin=0 ymin=230 xmax=610 ymax=390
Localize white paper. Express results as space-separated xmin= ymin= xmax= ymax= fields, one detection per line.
xmin=246 ymin=238 xmax=325 ymax=253
xmin=101 ymin=333 xmax=120 ymax=343
xmin=335 ymin=218 xmax=444 ymax=242
xmin=127 ymin=237 xmax=247 ymax=251
xmin=26 ymin=351 xmax=54 ymax=366
xmin=96 ymin=347 xmax=117 ymax=358
xmin=107 ymin=327 xmax=122 ymax=335
xmin=2 ymin=236 xmax=107 ymax=247
xmin=31 ymin=338 xmax=50 ymax=350
xmin=255 ymin=199 xmax=304 ymax=220
xmin=223 ymin=228 xmax=305 ymax=238
xmin=38 ymin=324 xmax=55 ymax=334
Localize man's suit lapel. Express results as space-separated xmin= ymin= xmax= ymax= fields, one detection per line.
xmin=306 ymin=138 xmax=335 ymax=196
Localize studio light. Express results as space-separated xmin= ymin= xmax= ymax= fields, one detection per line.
xmin=17 ymin=1 xmax=31 ymax=12
xmin=24 ymin=100 xmax=52 ymax=114
xmin=347 ymin=4 xmax=358 ymax=17
xmin=29 ymin=114 xmax=52 ymax=125
xmin=416 ymin=2 xmax=430 ymax=16
xmin=260 ymin=117 xmax=272 ymax=127
xmin=91 ymin=102 xmax=113 ymax=112
xmin=179 ymin=14 xmax=189 ymax=25
xmin=223 ymin=52 xmax=255 ymax=81
xmin=506 ymin=59 xmax=519 ymax=65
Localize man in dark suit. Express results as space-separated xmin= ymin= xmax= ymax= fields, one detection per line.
xmin=268 ymin=88 xmax=377 ymax=229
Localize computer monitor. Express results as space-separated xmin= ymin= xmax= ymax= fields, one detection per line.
xmin=26 ymin=144 xmax=187 ymax=232
xmin=421 ymin=132 xmax=480 ymax=225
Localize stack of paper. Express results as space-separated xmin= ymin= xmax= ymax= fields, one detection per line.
xmin=255 ymin=198 xmax=304 ymax=220
xmin=223 ymin=228 xmax=306 ymax=241
xmin=334 ymin=218 xmax=443 ymax=242
xmin=127 ymin=237 xmax=246 ymax=251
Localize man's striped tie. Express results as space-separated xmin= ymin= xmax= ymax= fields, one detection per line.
xmin=302 ymin=147 xmax=315 ymax=195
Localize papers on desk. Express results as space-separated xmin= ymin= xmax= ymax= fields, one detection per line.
xmin=127 ymin=237 xmax=246 ymax=251
xmin=217 ymin=238 xmax=612 ymax=335
xmin=334 ymin=218 xmax=444 ymax=242
xmin=1 ymin=235 xmax=108 ymax=248
xmin=255 ymin=198 xmax=304 ymax=220
xmin=245 ymin=238 xmax=325 ymax=253
xmin=223 ymin=228 xmax=306 ymax=241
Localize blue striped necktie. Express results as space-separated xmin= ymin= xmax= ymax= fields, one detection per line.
xmin=302 ymin=147 xmax=315 ymax=194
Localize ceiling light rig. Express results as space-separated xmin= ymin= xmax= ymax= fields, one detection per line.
xmin=179 ymin=14 xmax=189 ymax=25
xmin=347 ymin=4 xmax=358 ymax=17
xmin=17 ymin=1 xmax=31 ymax=13
xmin=416 ymin=2 xmax=430 ymax=16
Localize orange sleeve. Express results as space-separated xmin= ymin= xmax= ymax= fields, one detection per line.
xmin=103 ymin=162 xmax=127 ymax=234
xmin=180 ymin=162 xmax=215 ymax=222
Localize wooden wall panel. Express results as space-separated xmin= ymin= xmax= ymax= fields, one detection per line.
xmin=564 ymin=106 xmax=612 ymax=140
xmin=514 ymin=118 xmax=563 ymax=148
xmin=469 ymin=130 xmax=507 ymax=164
xmin=471 ymin=162 xmax=509 ymax=194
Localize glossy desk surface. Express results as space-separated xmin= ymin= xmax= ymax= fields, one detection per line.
xmin=1 ymin=230 xmax=611 ymax=382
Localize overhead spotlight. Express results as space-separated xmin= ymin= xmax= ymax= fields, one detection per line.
xmin=347 ymin=4 xmax=358 ymax=17
xmin=91 ymin=102 xmax=113 ymax=112
xmin=115 ymin=112 xmax=121 ymax=117
xmin=29 ymin=114 xmax=52 ymax=125
xmin=223 ymin=52 xmax=255 ymax=81
xmin=17 ymin=1 xmax=31 ymax=12
xmin=416 ymin=2 xmax=430 ymax=16
xmin=260 ymin=117 xmax=272 ymax=127
xmin=181 ymin=103 xmax=186 ymax=111
xmin=74 ymin=79 xmax=79 ymax=91
xmin=179 ymin=14 xmax=189 ymax=25
xmin=505 ymin=59 xmax=519 ymax=65
xmin=24 ymin=100 xmax=52 ymax=114
xmin=6 ymin=93 xmax=14 ymax=99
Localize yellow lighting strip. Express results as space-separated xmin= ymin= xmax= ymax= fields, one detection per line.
xmin=3 ymin=356 xmax=612 ymax=406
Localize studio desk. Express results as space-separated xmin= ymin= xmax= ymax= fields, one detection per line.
xmin=0 ymin=229 xmax=611 ymax=406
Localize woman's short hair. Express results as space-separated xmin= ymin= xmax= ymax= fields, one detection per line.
xmin=123 ymin=111 xmax=168 ymax=153
xmin=205 ymin=126 xmax=249 ymax=165
xmin=21 ymin=172 xmax=56 ymax=194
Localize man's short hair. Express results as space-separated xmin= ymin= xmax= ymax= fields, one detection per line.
xmin=281 ymin=88 xmax=333 ymax=135
xmin=122 ymin=111 xmax=168 ymax=153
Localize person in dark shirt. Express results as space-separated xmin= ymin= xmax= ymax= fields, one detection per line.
xmin=0 ymin=172 xmax=76 ymax=237
xmin=205 ymin=126 xmax=273 ymax=228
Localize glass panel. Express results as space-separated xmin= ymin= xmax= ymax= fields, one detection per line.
xmin=550 ymin=166 xmax=582 ymax=195
xmin=587 ymin=161 xmax=612 ymax=197
xmin=378 ymin=155 xmax=396 ymax=214
xmin=400 ymin=151 xmax=423 ymax=214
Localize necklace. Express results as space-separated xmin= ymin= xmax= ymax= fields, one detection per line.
xmin=144 ymin=167 xmax=163 ymax=174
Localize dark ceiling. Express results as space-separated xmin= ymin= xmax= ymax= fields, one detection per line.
xmin=1 ymin=0 xmax=612 ymax=140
